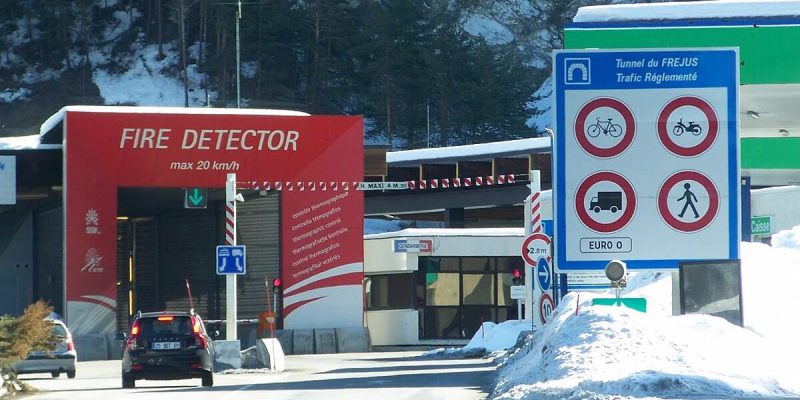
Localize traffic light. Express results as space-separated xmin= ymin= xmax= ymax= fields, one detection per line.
xmin=512 ymin=268 xmax=524 ymax=285
xmin=272 ymin=278 xmax=282 ymax=292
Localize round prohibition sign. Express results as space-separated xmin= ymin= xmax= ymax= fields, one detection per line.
xmin=522 ymin=233 xmax=551 ymax=266
xmin=575 ymin=171 xmax=637 ymax=233
xmin=539 ymin=292 xmax=554 ymax=325
xmin=658 ymin=170 xmax=719 ymax=232
xmin=657 ymin=96 xmax=718 ymax=157
xmin=575 ymin=97 xmax=636 ymax=158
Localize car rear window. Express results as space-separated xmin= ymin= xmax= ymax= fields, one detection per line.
xmin=138 ymin=316 xmax=193 ymax=336
xmin=51 ymin=323 xmax=67 ymax=337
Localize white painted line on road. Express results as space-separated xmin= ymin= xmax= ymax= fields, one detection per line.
xmin=219 ymin=383 xmax=255 ymax=400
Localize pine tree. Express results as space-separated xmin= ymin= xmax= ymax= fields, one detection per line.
xmin=0 ymin=301 xmax=58 ymax=395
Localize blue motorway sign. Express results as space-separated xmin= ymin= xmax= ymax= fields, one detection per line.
xmin=554 ymin=48 xmax=740 ymax=272
xmin=216 ymin=245 xmax=246 ymax=275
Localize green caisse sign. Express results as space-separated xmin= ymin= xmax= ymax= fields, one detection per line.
xmin=751 ymin=215 xmax=772 ymax=236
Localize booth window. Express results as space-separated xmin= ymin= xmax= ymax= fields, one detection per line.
xmin=418 ymin=256 xmax=527 ymax=339
xmin=365 ymin=273 xmax=415 ymax=310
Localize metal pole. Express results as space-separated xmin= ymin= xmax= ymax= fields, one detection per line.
xmin=426 ymin=101 xmax=430 ymax=148
xmin=225 ymin=173 xmax=238 ymax=340
xmin=235 ymin=0 xmax=241 ymax=108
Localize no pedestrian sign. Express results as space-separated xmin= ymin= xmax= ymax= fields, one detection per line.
xmin=554 ymin=48 xmax=740 ymax=271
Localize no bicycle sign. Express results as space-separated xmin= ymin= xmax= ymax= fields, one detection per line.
xmin=553 ymin=48 xmax=740 ymax=272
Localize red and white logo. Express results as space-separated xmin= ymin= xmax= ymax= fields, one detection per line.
xmin=85 ymin=208 xmax=100 ymax=235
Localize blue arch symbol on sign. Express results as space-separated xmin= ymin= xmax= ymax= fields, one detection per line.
xmin=537 ymin=258 xmax=551 ymax=291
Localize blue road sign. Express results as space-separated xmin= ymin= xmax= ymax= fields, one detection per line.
xmin=553 ymin=48 xmax=740 ymax=272
xmin=216 ymin=245 xmax=246 ymax=275
xmin=537 ymin=258 xmax=551 ymax=291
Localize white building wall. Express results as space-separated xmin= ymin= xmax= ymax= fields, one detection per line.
xmin=751 ymin=186 xmax=800 ymax=236
xmin=366 ymin=310 xmax=418 ymax=345
xmin=364 ymin=239 xmax=416 ymax=273
xmin=363 ymin=229 xmax=525 ymax=345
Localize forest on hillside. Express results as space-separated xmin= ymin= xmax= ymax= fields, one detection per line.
xmin=0 ymin=0 xmax=635 ymax=147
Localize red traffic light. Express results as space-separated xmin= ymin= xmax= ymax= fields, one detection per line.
xmin=272 ymin=278 xmax=282 ymax=288
xmin=513 ymin=269 xmax=521 ymax=278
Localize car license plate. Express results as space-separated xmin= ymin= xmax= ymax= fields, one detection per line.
xmin=152 ymin=341 xmax=181 ymax=350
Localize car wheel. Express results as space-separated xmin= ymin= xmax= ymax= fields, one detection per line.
xmin=67 ymin=369 xmax=76 ymax=379
xmin=201 ymin=371 xmax=214 ymax=387
xmin=122 ymin=373 xmax=135 ymax=389
xmin=51 ymin=371 xmax=60 ymax=378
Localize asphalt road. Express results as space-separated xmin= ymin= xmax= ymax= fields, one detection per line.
xmin=20 ymin=351 xmax=496 ymax=400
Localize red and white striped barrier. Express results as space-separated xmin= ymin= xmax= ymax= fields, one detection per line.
xmin=241 ymin=174 xmax=522 ymax=191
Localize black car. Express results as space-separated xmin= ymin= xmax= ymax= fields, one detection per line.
xmin=119 ymin=310 xmax=214 ymax=388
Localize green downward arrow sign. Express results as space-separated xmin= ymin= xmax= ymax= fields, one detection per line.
xmin=188 ymin=188 xmax=204 ymax=206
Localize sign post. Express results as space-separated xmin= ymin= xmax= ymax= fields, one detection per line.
xmin=510 ymin=286 xmax=526 ymax=321
xmin=553 ymin=48 xmax=740 ymax=272
xmin=523 ymin=170 xmax=553 ymax=328
xmin=225 ymin=173 xmax=238 ymax=340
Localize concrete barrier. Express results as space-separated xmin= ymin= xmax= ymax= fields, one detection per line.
xmin=105 ymin=332 xmax=123 ymax=360
xmin=255 ymin=338 xmax=285 ymax=372
xmin=73 ymin=334 xmax=109 ymax=361
xmin=240 ymin=346 xmax=264 ymax=369
xmin=213 ymin=340 xmax=242 ymax=371
xmin=292 ymin=329 xmax=314 ymax=355
xmin=335 ymin=327 xmax=370 ymax=353
xmin=275 ymin=330 xmax=293 ymax=355
xmin=314 ymin=329 xmax=336 ymax=354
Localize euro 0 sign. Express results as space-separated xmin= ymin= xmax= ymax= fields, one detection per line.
xmin=522 ymin=233 xmax=551 ymax=266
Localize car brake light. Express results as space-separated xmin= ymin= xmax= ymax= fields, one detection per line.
xmin=66 ymin=337 xmax=74 ymax=351
xmin=131 ymin=364 xmax=143 ymax=371
xmin=126 ymin=319 xmax=141 ymax=350
xmin=157 ymin=316 xmax=174 ymax=322
xmin=130 ymin=320 xmax=140 ymax=337
xmin=191 ymin=316 xmax=207 ymax=349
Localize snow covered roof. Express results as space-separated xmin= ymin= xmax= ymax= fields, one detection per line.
xmin=365 ymin=227 xmax=525 ymax=239
xmin=752 ymin=185 xmax=800 ymax=194
xmin=0 ymin=134 xmax=61 ymax=151
xmin=40 ymin=105 xmax=309 ymax=135
xmin=387 ymin=137 xmax=551 ymax=167
xmin=1 ymin=105 xmax=311 ymax=151
xmin=573 ymin=0 xmax=800 ymax=24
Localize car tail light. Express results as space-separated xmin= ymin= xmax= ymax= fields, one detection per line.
xmin=191 ymin=316 xmax=207 ymax=349
xmin=131 ymin=364 xmax=143 ymax=371
xmin=126 ymin=319 xmax=141 ymax=350
xmin=66 ymin=336 xmax=74 ymax=351
xmin=191 ymin=363 xmax=202 ymax=369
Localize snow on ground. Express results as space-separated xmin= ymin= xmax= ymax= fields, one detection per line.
xmin=452 ymin=233 xmax=800 ymax=399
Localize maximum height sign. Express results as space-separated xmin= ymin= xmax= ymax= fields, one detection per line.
xmin=553 ymin=48 xmax=740 ymax=272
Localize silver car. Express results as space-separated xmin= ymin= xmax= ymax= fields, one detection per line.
xmin=14 ymin=318 xmax=77 ymax=379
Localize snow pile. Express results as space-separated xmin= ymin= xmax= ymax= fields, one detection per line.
xmin=490 ymin=240 xmax=800 ymax=399
xmin=494 ymin=295 xmax=793 ymax=399
xmin=464 ymin=320 xmax=532 ymax=353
